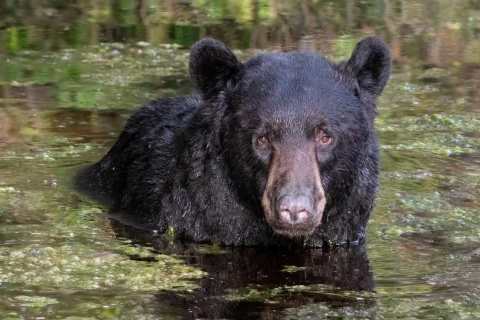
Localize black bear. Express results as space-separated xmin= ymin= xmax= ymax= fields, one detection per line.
xmin=75 ymin=37 xmax=391 ymax=247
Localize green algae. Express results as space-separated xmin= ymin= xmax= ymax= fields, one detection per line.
xmin=281 ymin=265 xmax=307 ymax=273
xmin=282 ymin=302 xmax=374 ymax=319
xmin=373 ymin=165 xmax=480 ymax=244
xmin=0 ymin=142 xmax=206 ymax=318
xmin=225 ymin=283 xmax=353 ymax=302
xmin=0 ymin=243 xmax=205 ymax=292
xmin=0 ymin=195 xmax=205 ymax=319
xmin=12 ymin=295 xmax=59 ymax=308
xmin=0 ymin=185 xmax=205 ymax=293
xmin=406 ymin=113 xmax=476 ymax=130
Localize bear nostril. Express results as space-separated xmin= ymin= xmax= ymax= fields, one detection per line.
xmin=278 ymin=207 xmax=310 ymax=224
xmin=295 ymin=210 xmax=309 ymax=223
xmin=279 ymin=209 xmax=292 ymax=224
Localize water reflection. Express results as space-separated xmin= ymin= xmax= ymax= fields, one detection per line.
xmin=1 ymin=0 xmax=480 ymax=63
xmin=111 ymin=220 xmax=376 ymax=319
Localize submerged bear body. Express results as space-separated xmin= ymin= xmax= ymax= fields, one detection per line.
xmin=76 ymin=37 xmax=391 ymax=247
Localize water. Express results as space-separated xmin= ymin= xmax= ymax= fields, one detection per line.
xmin=1 ymin=1 xmax=480 ymax=318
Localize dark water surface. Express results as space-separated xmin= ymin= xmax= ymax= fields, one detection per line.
xmin=1 ymin=1 xmax=480 ymax=319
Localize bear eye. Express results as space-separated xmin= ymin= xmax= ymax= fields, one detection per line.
xmin=257 ymin=135 xmax=268 ymax=144
xmin=319 ymin=135 xmax=331 ymax=144
xmin=316 ymin=131 xmax=332 ymax=146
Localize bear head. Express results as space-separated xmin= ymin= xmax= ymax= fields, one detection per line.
xmin=189 ymin=37 xmax=390 ymax=239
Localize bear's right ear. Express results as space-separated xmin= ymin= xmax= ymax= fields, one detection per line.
xmin=189 ymin=38 xmax=242 ymax=100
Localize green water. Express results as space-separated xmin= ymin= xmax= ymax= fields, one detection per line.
xmin=1 ymin=0 xmax=480 ymax=319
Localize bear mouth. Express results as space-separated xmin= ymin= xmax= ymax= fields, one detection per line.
xmin=269 ymin=218 xmax=320 ymax=238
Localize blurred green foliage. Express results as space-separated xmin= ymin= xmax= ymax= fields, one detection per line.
xmin=0 ymin=0 xmax=479 ymax=53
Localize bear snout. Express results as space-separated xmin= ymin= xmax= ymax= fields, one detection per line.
xmin=261 ymin=143 xmax=326 ymax=238
xmin=276 ymin=194 xmax=313 ymax=224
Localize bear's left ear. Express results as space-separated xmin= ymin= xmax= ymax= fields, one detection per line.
xmin=340 ymin=37 xmax=391 ymax=115
xmin=189 ymin=38 xmax=242 ymax=101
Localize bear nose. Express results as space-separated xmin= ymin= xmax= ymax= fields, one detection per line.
xmin=276 ymin=195 xmax=313 ymax=224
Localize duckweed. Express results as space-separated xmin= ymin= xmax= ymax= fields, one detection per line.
xmin=280 ymin=265 xmax=307 ymax=273
xmin=0 ymin=243 xmax=205 ymax=292
xmin=12 ymin=295 xmax=59 ymax=308
xmin=225 ymin=283 xmax=346 ymax=302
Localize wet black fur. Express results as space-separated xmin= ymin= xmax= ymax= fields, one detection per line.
xmin=75 ymin=37 xmax=391 ymax=246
